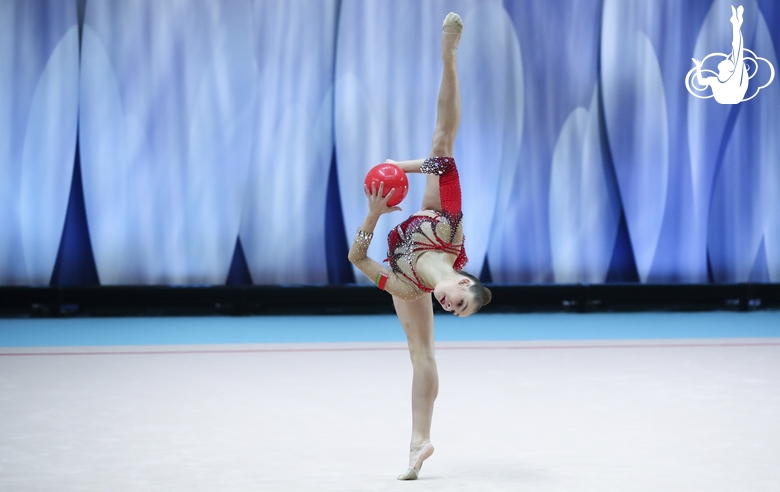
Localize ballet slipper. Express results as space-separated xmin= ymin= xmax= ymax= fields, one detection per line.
xmin=441 ymin=12 xmax=463 ymax=55
xmin=442 ymin=12 xmax=463 ymax=34
xmin=397 ymin=442 xmax=434 ymax=481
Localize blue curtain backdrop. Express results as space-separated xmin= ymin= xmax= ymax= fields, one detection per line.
xmin=0 ymin=0 xmax=778 ymax=286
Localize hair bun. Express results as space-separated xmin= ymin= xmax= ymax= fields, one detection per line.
xmin=482 ymin=287 xmax=492 ymax=306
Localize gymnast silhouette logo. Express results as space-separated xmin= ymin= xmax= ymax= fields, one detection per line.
xmin=685 ymin=5 xmax=774 ymax=104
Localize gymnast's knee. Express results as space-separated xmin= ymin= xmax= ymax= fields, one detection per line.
xmin=407 ymin=343 xmax=436 ymax=366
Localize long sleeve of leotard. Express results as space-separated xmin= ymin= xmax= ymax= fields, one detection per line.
xmin=347 ymin=229 xmax=426 ymax=301
xmin=421 ymin=156 xmax=461 ymax=216
xmin=421 ymin=156 xmax=468 ymax=271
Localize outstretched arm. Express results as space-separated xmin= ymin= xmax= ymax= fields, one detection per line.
xmin=347 ymin=183 xmax=422 ymax=299
xmin=384 ymin=158 xmax=425 ymax=174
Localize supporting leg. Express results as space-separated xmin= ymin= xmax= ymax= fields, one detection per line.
xmin=392 ymin=294 xmax=438 ymax=479
xmin=421 ymin=13 xmax=463 ymax=212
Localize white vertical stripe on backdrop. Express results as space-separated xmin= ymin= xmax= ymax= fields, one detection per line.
xmin=755 ymin=13 xmax=780 ymax=282
xmin=335 ymin=0 xmax=510 ymax=283
xmin=549 ymin=88 xmax=621 ymax=283
xmin=601 ymin=1 xmax=670 ymax=283
xmin=79 ymin=0 xmax=256 ymax=284
xmin=456 ymin=3 xmax=524 ymax=278
xmin=238 ymin=0 xmax=339 ymax=285
xmin=707 ymin=3 xmax=780 ymax=282
xmin=625 ymin=1 xmax=707 ymax=283
xmin=687 ymin=1 xmax=744 ymax=281
xmin=491 ymin=0 xmax=602 ymax=283
xmin=0 ymin=1 xmax=79 ymax=285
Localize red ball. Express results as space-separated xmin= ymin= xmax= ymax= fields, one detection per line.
xmin=364 ymin=163 xmax=409 ymax=206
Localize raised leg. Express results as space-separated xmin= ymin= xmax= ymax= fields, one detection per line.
xmin=392 ymin=294 xmax=438 ymax=479
xmin=421 ymin=13 xmax=463 ymax=211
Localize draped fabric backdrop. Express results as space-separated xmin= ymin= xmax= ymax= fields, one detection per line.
xmin=1 ymin=0 xmax=778 ymax=286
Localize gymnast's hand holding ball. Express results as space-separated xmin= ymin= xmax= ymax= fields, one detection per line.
xmin=363 ymin=162 xmax=409 ymax=214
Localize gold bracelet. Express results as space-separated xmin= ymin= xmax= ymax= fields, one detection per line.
xmin=355 ymin=229 xmax=373 ymax=246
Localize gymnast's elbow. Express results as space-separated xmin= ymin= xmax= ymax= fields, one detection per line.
xmin=347 ymin=248 xmax=362 ymax=265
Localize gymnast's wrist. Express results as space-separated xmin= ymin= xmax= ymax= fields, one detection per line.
xmin=355 ymin=229 xmax=374 ymax=246
xmin=360 ymin=212 xmax=380 ymax=232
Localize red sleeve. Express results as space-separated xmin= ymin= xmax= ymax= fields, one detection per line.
xmin=421 ymin=156 xmax=462 ymax=216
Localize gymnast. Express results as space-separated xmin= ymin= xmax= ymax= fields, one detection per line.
xmin=348 ymin=12 xmax=492 ymax=481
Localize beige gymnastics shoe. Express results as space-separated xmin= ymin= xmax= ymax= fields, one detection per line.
xmin=442 ymin=12 xmax=463 ymax=55
xmin=397 ymin=442 xmax=435 ymax=480
xmin=443 ymin=12 xmax=463 ymax=34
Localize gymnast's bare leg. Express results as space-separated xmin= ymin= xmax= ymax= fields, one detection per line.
xmin=393 ymin=295 xmax=438 ymax=480
xmin=421 ymin=13 xmax=462 ymax=212
xmin=394 ymin=11 xmax=463 ymax=481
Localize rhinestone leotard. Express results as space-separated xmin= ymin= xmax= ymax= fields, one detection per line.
xmin=385 ymin=156 xmax=468 ymax=293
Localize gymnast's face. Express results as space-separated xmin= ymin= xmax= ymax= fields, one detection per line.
xmin=434 ymin=277 xmax=477 ymax=317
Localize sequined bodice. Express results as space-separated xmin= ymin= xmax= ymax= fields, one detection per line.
xmin=348 ymin=156 xmax=468 ymax=300
xmin=387 ymin=210 xmax=466 ymax=293
xmin=385 ymin=156 xmax=467 ymax=293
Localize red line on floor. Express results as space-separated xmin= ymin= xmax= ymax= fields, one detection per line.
xmin=1 ymin=341 xmax=779 ymax=356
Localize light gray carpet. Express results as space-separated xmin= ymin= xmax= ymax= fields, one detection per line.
xmin=1 ymin=338 xmax=778 ymax=491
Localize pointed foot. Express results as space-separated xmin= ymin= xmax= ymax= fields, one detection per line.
xmin=441 ymin=13 xmax=463 ymax=57
xmin=442 ymin=12 xmax=463 ymax=34
xmin=397 ymin=442 xmax=434 ymax=480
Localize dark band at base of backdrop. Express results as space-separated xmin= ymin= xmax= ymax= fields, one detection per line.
xmin=0 ymin=283 xmax=778 ymax=318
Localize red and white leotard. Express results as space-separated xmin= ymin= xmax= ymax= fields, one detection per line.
xmin=386 ymin=156 xmax=468 ymax=292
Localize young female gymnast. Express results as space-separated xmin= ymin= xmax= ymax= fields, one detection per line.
xmin=347 ymin=12 xmax=492 ymax=481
